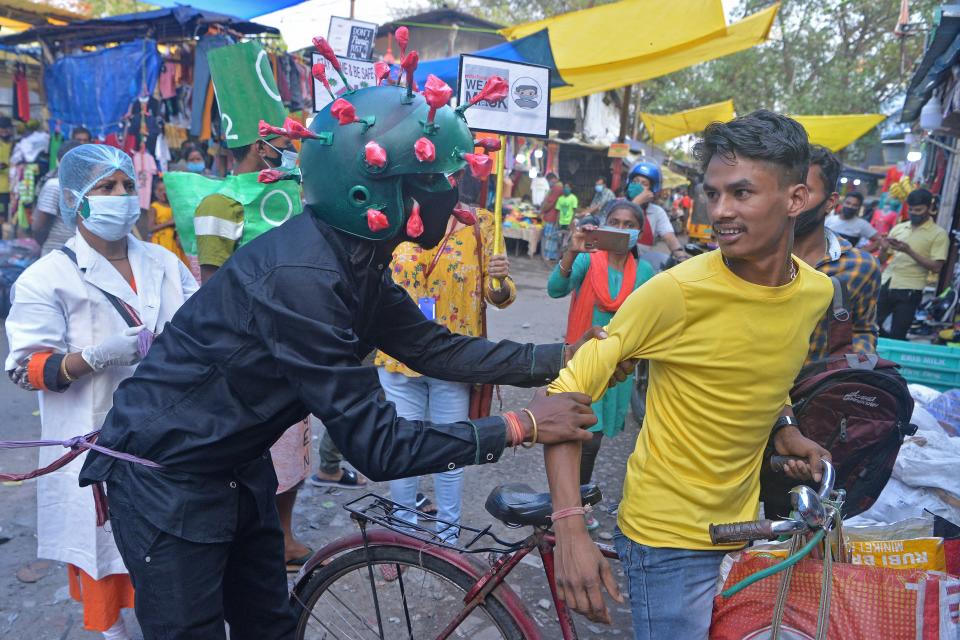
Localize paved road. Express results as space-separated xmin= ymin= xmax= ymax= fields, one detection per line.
xmin=0 ymin=253 xmax=639 ymax=638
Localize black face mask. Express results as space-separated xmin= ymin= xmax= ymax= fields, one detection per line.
xmin=793 ymin=194 xmax=829 ymax=238
xmin=841 ymin=206 xmax=859 ymax=219
xmin=909 ymin=214 xmax=928 ymax=226
xmin=401 ymin=179 xmax=460 ymax=249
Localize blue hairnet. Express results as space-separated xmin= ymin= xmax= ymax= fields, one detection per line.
xmin=58 ymin=144 xmax=136 ymax=226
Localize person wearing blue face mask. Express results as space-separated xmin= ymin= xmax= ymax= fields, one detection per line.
xmin=183 ymin=148 xmax=211 ymax=176
xmin=4 ymin=144 xmax=197 ymax=640
xmin=586 ymin=175 xmax=615 ymax=216
xmin=626 ymin=161 xmax=690 ymax=262
xmin=547 ymin=200 xmax=655 ymax=530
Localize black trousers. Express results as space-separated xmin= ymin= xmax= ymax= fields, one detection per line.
xmin=107 ymin=480 xmax=297 ymax=640
xmin=877 ymin=283 xmax=923 ymax=340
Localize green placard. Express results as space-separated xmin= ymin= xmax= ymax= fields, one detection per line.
xmin=164 ymin=171 xmax=303 ymax=255
xmin=207 ymin=41 xmax=287 ymax=148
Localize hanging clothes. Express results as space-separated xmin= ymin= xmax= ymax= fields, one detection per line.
xmin=13 ymin=64 xmax=31 ymax=122
xmin=133 ymin=148 xmax=158 ymax=210
xmin=190 ymin=33 xmax=233 ymax=137
xmin=163 ymin=123 xmax=187 ymax=150
xmin=48 ymin=132 xmax=64 ymax=173
xmin=154 ymin=133 xmax=172 ymax=173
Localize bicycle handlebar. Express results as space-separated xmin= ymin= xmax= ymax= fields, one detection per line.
xmin=709 ymin=518 xmax=808 ymax=545
xmin=769 ymin=455 xmax=835 ymax=501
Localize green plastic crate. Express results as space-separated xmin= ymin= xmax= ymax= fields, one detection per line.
xmin=877 ymin=338 xmax=960 ymax=391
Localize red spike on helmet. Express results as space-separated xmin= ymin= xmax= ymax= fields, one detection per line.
xmin=374 ymin=61 xmax=391 ymax=86
xmin=423 ymin=74 xmax=453 ymax=124
xmin=469 ymin=76 xmax=508 ymax=107
xmin=312 ymin=37 xmax=341 ymax=72
xmin=282 ymin=117 xmax=318 ymax=140
xmin=311 ymin=62 xmax=334 ymax=97
xmin=396 ymin=26 xmax=409 ymax=59
xmin=400 ymin=51 xmax=419 ymax=90
xmin=364 ymin=141 xmax=387 ymax=168
xmin=406 ymin=199 xmax=424 ymax=238
xmin=259 ymin=119 xmax=286 ymax=138
xmin=258 ymin=169 xmax=285 ymax=184
xmin=452 ymin=205 xmax=478 ymax=226
xmin=366 ymin=209 xmax=390 ymax=232
xmin=414 ymin=137 xmax=436 ymax=162
xmin=462 ymin=153 xmax=493 ymax=179
xmin=474 ymin=138 xmax=502 ymax=152
xmin=330 ymin=98 xmax=359 ymax=126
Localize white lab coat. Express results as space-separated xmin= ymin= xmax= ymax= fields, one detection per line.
xmin=4 ymin=230 xmax=197 ymax=579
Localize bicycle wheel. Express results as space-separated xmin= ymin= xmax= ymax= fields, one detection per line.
xmin=293 ymin=544 xmax=526 ymax=640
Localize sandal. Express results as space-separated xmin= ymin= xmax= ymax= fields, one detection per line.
xmin=286 ymin=549 xmax=314 ymax=572
xmin=308 ymin=468 xmax=367 ymax=489
xmin=416 ymin=493 xmax=437 ymax=515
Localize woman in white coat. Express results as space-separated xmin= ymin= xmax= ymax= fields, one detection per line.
xmin=5 ymin=145 xmax=197 ymax=640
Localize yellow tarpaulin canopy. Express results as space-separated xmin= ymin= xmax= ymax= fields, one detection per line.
xmin=640 ymin=99 xmax=736 ymax=144
xmin=502 ymin=1 xmax=779 ymax=102
xmin=661 ymin=166 xmax=691 ymax=189
xmin=790 ymin=114 xmax=887 ymax=152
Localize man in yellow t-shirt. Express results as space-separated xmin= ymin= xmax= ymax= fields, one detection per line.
xmin=0 ymin=116 xmax=13 ymax=237
xmin=544 ymin=111 xmax=833 ymax=638
xmin=877 ymin=188 xmax=948 ymax=340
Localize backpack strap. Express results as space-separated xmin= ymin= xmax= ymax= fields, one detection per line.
xmin=826 ymin=276 xmax=853 ymax=357
xmin=59 ymin=247 xmax=142 ymax=328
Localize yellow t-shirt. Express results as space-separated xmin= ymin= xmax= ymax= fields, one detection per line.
xmin=548 ymin=250 xmax=833 ymax=549
xmin=882 ymin=219 xmax=949 ymax=290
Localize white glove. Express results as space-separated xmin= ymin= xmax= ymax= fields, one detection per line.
xmin=81 ymin=326 xmax=145 ymax=371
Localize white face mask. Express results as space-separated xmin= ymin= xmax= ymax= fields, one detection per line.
xmin=80 ymin=195 xmax=141 ymax=241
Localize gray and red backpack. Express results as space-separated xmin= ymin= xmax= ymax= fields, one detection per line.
xmin=760 ymin=277 xmax=917 ymax=519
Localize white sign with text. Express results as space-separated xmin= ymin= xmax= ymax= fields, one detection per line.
xmin=312 ymin=53 xmax=377 ymax=112
xmin=457 ymin=54 xmax=551 ymax=137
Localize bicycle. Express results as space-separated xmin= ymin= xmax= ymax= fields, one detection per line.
xmin=290 ymin=483 xmax=611 ymax=639
xmin=909 ymin=229 xmax=960 ymax=339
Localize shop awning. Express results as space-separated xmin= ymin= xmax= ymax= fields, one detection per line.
xmin=900 ymin=4 xmax=960 ymax=123
xmin=148 ymin=0 xmax=306 ymax=21
xmin=791 ymin=114 xmax=887 ymax=152
xmin=640 ymin=99 xmax=736 ymax=144
xmin=501 ymin=0 xmax=779 ymax=102
xmin=407 ymin=29 xmax=568 ymax=91
xmin=0 ymin=6 xmax=279 ymax=48
xmin=661 ymin=165 xmax=691 ymax=189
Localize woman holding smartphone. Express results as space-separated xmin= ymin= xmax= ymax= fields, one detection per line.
xmin=547 ymin=200 xmax=655 ymax=530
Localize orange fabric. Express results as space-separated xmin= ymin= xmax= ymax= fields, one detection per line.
xmin=67 ymin=565 xmax=135 ymax=632
xmin=564 ymin=252 xmax=637 ymax=344
xmin=26 ymin=352 xmax=52 ymax=390
xmin=199 ymin=79 xmax=215 ymax=141
xmin=129 ymin=276 xmax=137 ymax=294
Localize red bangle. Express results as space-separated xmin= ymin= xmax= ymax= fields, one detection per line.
xmin=503 ymin=412 xmax=523 ymax=447
xmin=551 ymin=506 xmax=589 ymax=522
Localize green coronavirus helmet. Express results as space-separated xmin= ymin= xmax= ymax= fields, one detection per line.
xmin=275 ymin=34 xmax=506 ymax=242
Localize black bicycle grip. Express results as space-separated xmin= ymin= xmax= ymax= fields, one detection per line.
xmin=769 ymin=455 xmax=805 ymax=473
xmin=709 ymin=519 xmax=775 ymax=545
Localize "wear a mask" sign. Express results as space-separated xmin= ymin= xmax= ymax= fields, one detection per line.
xmin=457 ymin=55 xmax=551 ymax=137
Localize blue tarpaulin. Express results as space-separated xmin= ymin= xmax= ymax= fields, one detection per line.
xmin=405 ymin=30 xmax=568 ymax=90
xmin=148 ymin=0 xmax=306 ymax=20
xmin=44 ymin=39 xmax=162 ymax=138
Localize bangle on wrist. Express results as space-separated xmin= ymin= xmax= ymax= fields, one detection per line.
xmin=551 ymin=505 xmax=590 ymax=522
xmin=60 ymin=355 xmax=77 ymax=383
xmin=558 ymin=262 xmax=572 ymax=276
xmin=503 ymin=412 xmax=524 ymax=448
xmin=520 ymin=408 xmax=538 ymax=448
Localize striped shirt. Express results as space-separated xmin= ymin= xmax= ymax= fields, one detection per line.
xmin=806 ymin=230 xmax=882 ymax=364
xmin=194 ymin=193 xmax=244 ymax=268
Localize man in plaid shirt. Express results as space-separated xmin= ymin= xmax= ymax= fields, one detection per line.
xmin=794 ymin=146 xmax=881 ymax=364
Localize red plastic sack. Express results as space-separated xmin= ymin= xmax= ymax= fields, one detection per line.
xmin=711 ymin=555 xmax=960 ymax=639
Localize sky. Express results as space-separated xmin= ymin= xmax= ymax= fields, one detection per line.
xmin=255 ymin=0 xmax=741 ymax=52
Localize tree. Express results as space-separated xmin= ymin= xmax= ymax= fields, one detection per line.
xmin=640 ymin=0 xmax=940 ymax=160
xmin=390 ymin=0 xmax=615 ymax=25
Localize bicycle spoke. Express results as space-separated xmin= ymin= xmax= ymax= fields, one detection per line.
xmin=394 ymin=563 xmax=415 ymax=640
xmin=292 ymin=588 xmax=354 ymax=640
xmin=323 ymin=578 xmax=383 ymax=637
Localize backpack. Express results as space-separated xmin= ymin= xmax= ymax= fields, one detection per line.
xmin=760 ymin=277 xmax=917 ymax=519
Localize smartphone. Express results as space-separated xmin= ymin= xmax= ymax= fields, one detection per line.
xmin=582 ymin=228 xmax=631 ymax=253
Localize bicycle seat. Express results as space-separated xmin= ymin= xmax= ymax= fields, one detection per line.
xmin=484 ymin=483 xmax=602 ymax=528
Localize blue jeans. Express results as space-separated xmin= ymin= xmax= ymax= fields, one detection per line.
xmin=377 ymin=369 xmax=470 ymax=543
xmin=613 ymin=528 xmax=726 ymax=640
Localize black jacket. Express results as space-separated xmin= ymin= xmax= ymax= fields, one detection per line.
xmin=79 ymin=213 xmax=563 ymax=542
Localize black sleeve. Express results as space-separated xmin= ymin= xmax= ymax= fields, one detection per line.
xmin=249 ymin=265 xmax=509 ymax=482
xmin=371 ymin=271 xmax=564 ymax=386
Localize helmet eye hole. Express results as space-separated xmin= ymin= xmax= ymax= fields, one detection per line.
xmin=349 ymin=186 xmax=370 ymax=206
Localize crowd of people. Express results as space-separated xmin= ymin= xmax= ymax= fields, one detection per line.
xmin=0 ymin=38 xmax=955 ymax=640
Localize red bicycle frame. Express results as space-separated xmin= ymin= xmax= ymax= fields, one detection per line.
xmin=292 ymin=527 xmax=619 ymax=640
